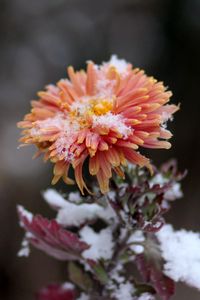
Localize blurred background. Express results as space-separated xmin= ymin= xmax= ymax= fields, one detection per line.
xmin=0 ymin=0 xmax=200 ymax=299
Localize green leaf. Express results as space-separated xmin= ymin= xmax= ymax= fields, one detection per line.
xmin=68 ymin=262 xmax=93 ymax=291
xmin=93 ymin=263 xmax=109 ymax=284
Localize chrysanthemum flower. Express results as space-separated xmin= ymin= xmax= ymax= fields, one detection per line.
xmin=18 ymin=55 xmax=179 ymax=194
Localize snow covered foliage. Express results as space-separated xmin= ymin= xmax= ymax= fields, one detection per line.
xmin=157 ymin=224 xmax=200 ymax=290
xmin=17 ymin=160 xmax=195 ymax=300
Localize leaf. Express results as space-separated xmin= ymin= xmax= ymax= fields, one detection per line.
xmin=135 ymin=254 xmax=175 ymax=300
xmin=18 ymin=205 xmax=89 ymax=261
xmin=36 ymin=283 xmax=76 ymax=300
xmin=90 ymin=262 xmax=109 ymax=284
xmin=68 ymin=262 xmax=93 ymax=291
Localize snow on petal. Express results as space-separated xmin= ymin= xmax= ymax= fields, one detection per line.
xmin=105 ymin=55 xmax=129 ymax=74
xmin=92 ymin=112 xmax=131 ymax=138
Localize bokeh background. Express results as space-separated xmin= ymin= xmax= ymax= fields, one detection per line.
xmin=0 ymin=0 xmax=200 ymax=299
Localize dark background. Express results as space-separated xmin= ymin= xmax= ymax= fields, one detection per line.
xmin=0 ymin=0 xmax=200 ymax=299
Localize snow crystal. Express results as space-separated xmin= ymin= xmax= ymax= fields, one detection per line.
xmin=95 ymin=79 xmax=116 ymax=97
xmin=112 ymin=281 xmax=135 ymax=300
xmin=128 ymin=230 xmax=145 ymax=254
xmin=80 ymin=226 xmax=114 ymax=260
xmin=164 ymin=183 xmax=183 ymax=200
xmin=43 ymin=189 xmax=105 ymax=227
xmin=92 ymin=112 xmax=131 ymax=138
xmin=77 ymin=293 xmax=89 ymax=300
xmin=106 ymin=55 xmax=129 ymax=74
xmin=70 ymin=100 xmax=91 ymax=116
xmin=156 ymin=224 xmax=200 ymax=289
xmin=31 ymin=114 xmax=80 ymax=162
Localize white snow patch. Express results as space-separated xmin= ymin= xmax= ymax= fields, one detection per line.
xmin=164 ymin=183 xmax=183 ymax=200
xmin=43 ymin=189 xmax=68 ymax=209
xmin=112 ymin=281 xmax=135 ymax=300
xmin=96 ymin=79 xmax=116 ymax=97
xmin=68 ymin=191 xmax=82 ymax=203
xmin=135 ymin=293 xmax=155 ymax=300
xmin=18 ymin=205 xmax=33 ymax=223
xmin=149 ymin=173 xmax=168 ymax=188
xmin=92 ymin=112 xmax=131 ymax=138
xmin=80 ymin=226 xmax=114 ymax=260
xmin=128 ymin=230 xmax=145 ymax=254
xmin=106 ymin=55 xmax=129 ymax=74
xmin=77 ymin=293 xmax=89 ymax=300
xmin=17 ymin=232 xmax=34 ymax=257
xmin=62 ymin=282 xmax=74 ymax=290
xmin=156 ymin=224 xmax=200 ymax=289
xmin=150 ymin=173 xmax=183 ymax=201
xmin=43 ymin=189 xmax=105 ymax=227
xmin=18 ymin=238 xmax=30 ymax=257
xmin=43 ymin=189 xmax=116 ymax=226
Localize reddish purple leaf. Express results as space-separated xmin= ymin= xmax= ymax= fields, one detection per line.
xmin=18 ymin=206 xmax=89 ymax=260
xmin=36 ymin=283 xmax=76 ymax=300
xmin=136 ymin=254 xmax=175 ymax=300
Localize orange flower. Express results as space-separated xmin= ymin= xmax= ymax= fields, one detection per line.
xmin=18 ymin=56 xmax=179 ymax=194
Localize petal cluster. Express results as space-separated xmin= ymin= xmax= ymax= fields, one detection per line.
xmin=18 ymin=55 xmax=178 ymax=193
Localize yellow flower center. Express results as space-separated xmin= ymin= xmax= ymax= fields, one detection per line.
xmin=90 ymin=98 xmax=114 ymax=116
xmin=69 ymin=97 xmax=115 ymax=128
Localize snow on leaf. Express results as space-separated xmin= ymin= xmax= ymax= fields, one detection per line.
xmin=43 ymin=189 xmax=117 ymax=227
xmin=112 ymin=281 xmax=135 ymax=300
xmin=36 ymin=283 xmax=76 ymax=300
xmin=156 ymin=224 xmax=200 ymax=290
xmin=17 ymin=205 xmax=89 ymax=261
xmin=79 ymin=226 xmax=114 ymax=260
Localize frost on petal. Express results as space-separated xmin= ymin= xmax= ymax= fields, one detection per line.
xmin=18 ymin=57 xmax=178 ymax=194
xmin=36 ymin=283 xmax=76 ymax=300
xmin=104 ymin=55 xmax=130 ymax=74
xmin=17 ymin=206 xmax=89 ymax=261
xmin=156 ymin=224 xmax=200 ymax=290
xmin=79 ymin=226 xmax=114 ymax=260
xmin=92 ymin=113 xmax=131 ymax=138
